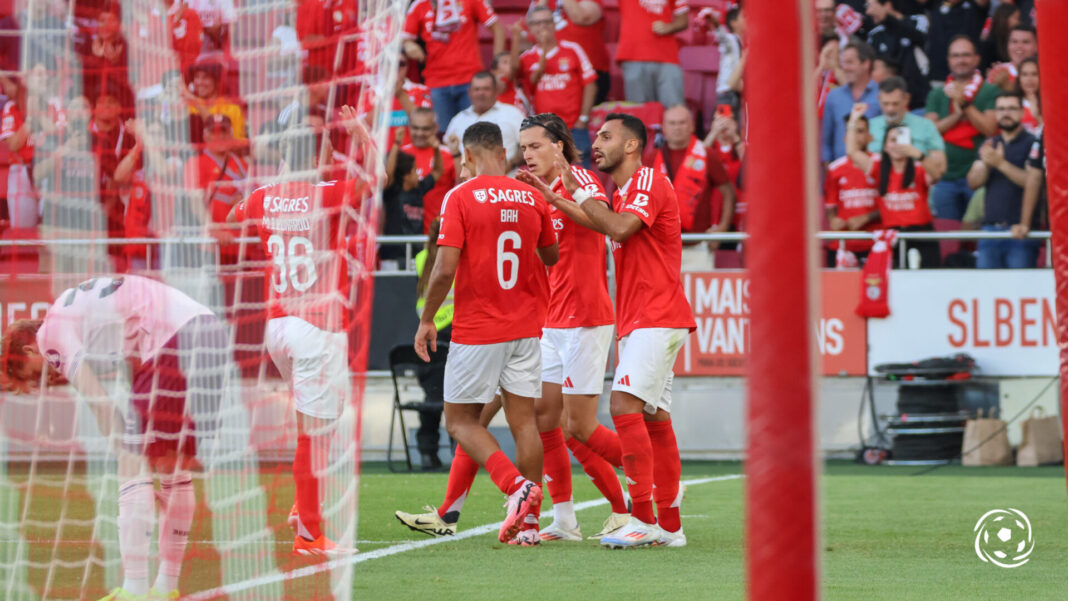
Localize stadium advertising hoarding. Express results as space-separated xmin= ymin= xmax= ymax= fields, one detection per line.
xmin=867 ymin=270 xmax=1057 ymax=376
xmin=674 ymin=270 xmax=868 ymax=376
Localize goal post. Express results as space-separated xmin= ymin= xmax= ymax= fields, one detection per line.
xmin=744 ymin=1 xmax=821 ymax=600
xmin=1034 ymin=0 xmax=1068 ymax=499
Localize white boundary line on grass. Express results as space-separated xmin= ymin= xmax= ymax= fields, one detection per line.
xmin=185 ymin=473 xmax=743 ymax=600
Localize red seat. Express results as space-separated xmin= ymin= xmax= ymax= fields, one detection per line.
xmin=0 ymin=228 xmax=40 ymax=274
xmin=679 ymin=45 xmax=719 ymax=74
xmin=714 ymin=249 xmax=743 ymax=269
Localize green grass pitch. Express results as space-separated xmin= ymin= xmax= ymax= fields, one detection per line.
xmin=10 ymin=461 xmax=1068 ymax=600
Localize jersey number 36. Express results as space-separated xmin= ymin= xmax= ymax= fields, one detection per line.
xmin=267 ymin=234 xmax=318 ymax=293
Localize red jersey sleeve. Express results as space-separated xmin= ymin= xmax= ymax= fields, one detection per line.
xmin=866 ymin=153 xmax=881 ymax=182
xmin=518 ymin=50 xmax=537 ymax=93
xmin=470 ymin=0 xmax=498 ymax=27
xmin=537 ymin=201 xmax=556 ymax=248
xmin=619 ymin=168 xmax=658 ymax=228
xmin=914 ymin=162 xmax=928 ymax=194
xmin=437 ymin=188 xmax=466 ymax=249
xmin=242 ymin=187 xmax=265 ymax=221
xmin=402 ymin=1 xmax=423 ymax=39
xmin=575 ymin=43 xmax=596 ymax=85
xmin=570 ymin=165 xmax=609 ymax=204
xmin=824 ymin=165 xmax=840 ymax=210
xmin=674 ymin=0 xmax=690 ymax=14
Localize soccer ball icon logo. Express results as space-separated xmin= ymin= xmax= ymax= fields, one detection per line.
xmin=973 ymin=508 xmax=1034 ymax=568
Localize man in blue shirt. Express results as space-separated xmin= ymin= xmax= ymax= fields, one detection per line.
xmin=821 ymin=41 xmax=881 ymax=164
xmin=965 ymin=90 xmax=1038 ymax=268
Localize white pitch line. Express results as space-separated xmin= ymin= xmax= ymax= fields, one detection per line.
xmin=184 ymin=473 xmax=743 ymax=600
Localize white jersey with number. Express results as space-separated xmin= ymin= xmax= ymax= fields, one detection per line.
xmin=36 ymin=275 xmax=214 ymax=380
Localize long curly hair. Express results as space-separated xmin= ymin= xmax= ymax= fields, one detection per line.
xmin=1 ymin=319 xmax=43 ymax=393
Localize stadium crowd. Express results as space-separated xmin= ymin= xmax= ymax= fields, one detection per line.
xmin=0 ymin=0 xmax=1053 ymax=274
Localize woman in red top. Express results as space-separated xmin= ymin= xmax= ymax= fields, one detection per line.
xmin=847 ymin=105 xmax=941 ymax=268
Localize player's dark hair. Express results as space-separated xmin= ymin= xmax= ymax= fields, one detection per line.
xmin=470 ymin=70 xmax=497 ymax=90
xmin=878 ymin=75 xmax=908 ymax=95
xmin=521 ymin=113 xmax=579 ymax=164
xmin=393 ymin=151 xmax=416 ymax=185
xmin=874 ymin=54 xmax=900 ymax=76
xmin=947 ymin=34 xmax=978 ymax=56
xmin=996 ymin=89 xmax=1024 ymax=106
xmin=843 ymin=113 xmax=868 ymax=125
xmin=462 ymin=121 xmax=504 ymax=152
xmin=844 ymin=41 xmax=875 ymax=66
xmin=879 ymin=124 xmax=916 ymax=196
xmin=279 ymin=123 xmax=325 ymax=173
xmin=725 ymin=7 xmax=741 ymax=30
xmin=0 ymin=319 xmax=43 ymax=392
xmin=604 ymin=112 xmax=647 ymax=152
xmin=1010 ymin=24 xmax=1037 ymax=39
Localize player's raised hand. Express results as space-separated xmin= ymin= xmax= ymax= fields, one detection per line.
xmin=516 ymin=169 xmax=552 ymax=195
xmin=414 ymin=321 xmax=437 ymax=362
xmin=554 ymin=153 xmax=581 ymax=195
xmin=339 ymin=105 xmax=369 ymax=142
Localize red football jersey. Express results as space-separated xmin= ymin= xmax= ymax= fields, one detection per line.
xmin=825 ymin=156 xmax=879 ymax=252
xmin=400 ymin=142 xmax=457 ymax=232
xmin=241 ymin=179 xmax=366 ymax=332
xmin=611 ymin=166 xmax=696 ymax=338
xmin=403 ymin=0 xmax=498 ymax=88
xmin=436 ymin=175 xmax=555 ymax=344
xmin=0 ymin=101 xmax=33 ymax=163
xmin=545 ymin=0 xmax=610 ymax=72
xmin=867 ymin=155 xmax=932 ymax=228
xmin=519 ymin=41 xmax=596 ymax=129
xmin=545 ymin=166 xmax=614 ymax=329
xmin=616 ymin=0 xmax=688 ymax=64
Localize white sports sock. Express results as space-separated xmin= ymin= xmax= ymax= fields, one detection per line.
xmin=155 ymin=475 xmax=195 ymax=593
xmin=117 ymin=477 xmax=154 ymax=596
xmin=552 ymin=500 xmax=577 ymax=528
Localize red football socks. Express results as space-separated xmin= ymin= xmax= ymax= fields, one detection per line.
xmin=586 ymin=423 xmax=623 ymax=468
xmin=438 ymin=445 xmax=480 ymax=518
xmin=613 ymin=413 xmax=656 ymax=524
xmin=540 ymin=428 xmax=573 ymax=504
xmin=485 ymin=450 xmax=525 ymax=495
xmin=293 ymin=434 xmax=323 ymax=540
xmin=646 ymin=419 xmax=682 ymax=533
xmin=566 ymin=436 xmax=628 ymax=514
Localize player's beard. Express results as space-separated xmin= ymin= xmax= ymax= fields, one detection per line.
xmin=594 ymin=148 xmax=620 ymax=173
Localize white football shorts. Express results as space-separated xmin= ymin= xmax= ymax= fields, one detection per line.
xmin=266 ymin=316 xmax=350 ymax=420
xmin=611 ymin=327 xmax=689 ymax=414
xmin=444 ymin=338 xmax=541 ymax=403
xmin=541 ymin=325 xmax=614 ymax=395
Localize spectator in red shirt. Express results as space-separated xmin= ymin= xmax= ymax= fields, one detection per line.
xmin=704 ymin=108 xmax=746 ymax=231
xmin=74 ymin=2 xmax=130 ymax=97
xmin=89 ymin=84 xmax=138 ymax=267
xmin=655 ymin=105 xmax=736 ymax=270
xmin=516 ymin=6 xmax=596 ymax=168
xmin=825 ymin=113 xmax=880 ymax=267
xmin=616 ymin=0 xmax=689 ymax=107
xmin=402 ymin=107 xmax=457 ymax=233
xmin=163 ymin=0 xmax=204 ymax=76
xmin=184 ymin=114 xmax=248 ymax=264
xmin=847 ymin=105 xmax=941 ymax=268
xmin=536 ymin=0 xmax=612 ymax=105
xmin=492 ymin=51 xmax=531 ymax=116
xmin=1 ymin=76 xmax=38 ymax=229
xmin=403 ymin=0 xmax=505 ymax=132
xmin=296 ymin=0 xmax=359 ymax=76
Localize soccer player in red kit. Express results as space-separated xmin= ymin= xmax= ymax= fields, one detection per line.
xmin=229 ymin=106 xmax=369 ymax=556
xmin=415 ymin=121 xmax=559 ymax=545
xmin=548 ymin=113 xmax=696 ymax=548
xmin=514 ymin=114 xmax=629 ymax=542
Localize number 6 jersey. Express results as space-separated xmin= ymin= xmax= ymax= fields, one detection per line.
xmin=437 ymin=175 xmax=555 ymax=345
xmin=239 ymin=179 xmax=367 ymax=332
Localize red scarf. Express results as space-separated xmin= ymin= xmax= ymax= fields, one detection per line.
xmin=943 ymin=71 xmax=983 ymax=150
xmin=653 ymin=136 xmax=708 ymax=231
xmin=856 ymin=230 xmax=896 ymax=318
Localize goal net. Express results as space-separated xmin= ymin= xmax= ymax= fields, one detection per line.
xmin=0 ymin=0 xmax=402 ymax=599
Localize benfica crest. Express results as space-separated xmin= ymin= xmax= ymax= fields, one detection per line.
xmin=558 ymin=57 xmax=570 ymax=72
xmin=474 ymin=189 xmax=488 ymax=203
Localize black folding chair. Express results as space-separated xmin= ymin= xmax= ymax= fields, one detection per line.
xmin=387 ymin=342 xmax=451 ymax=472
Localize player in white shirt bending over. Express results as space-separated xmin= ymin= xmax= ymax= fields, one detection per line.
xmin=415 ymin=121 xmax=559 ymax=545
xmin=515 ymin=113 xmax=629 ymax=542
xmin=229 ymin=106 xmax=370 ymax=557
xmin=1 ymin=275 xmax=230 ymax=600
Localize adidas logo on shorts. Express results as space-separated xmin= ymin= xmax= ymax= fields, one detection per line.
xmin=617 ymin=375 xmax=631 ymax=386
xmin=563 ymin=377 xmax=574 ymax=388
